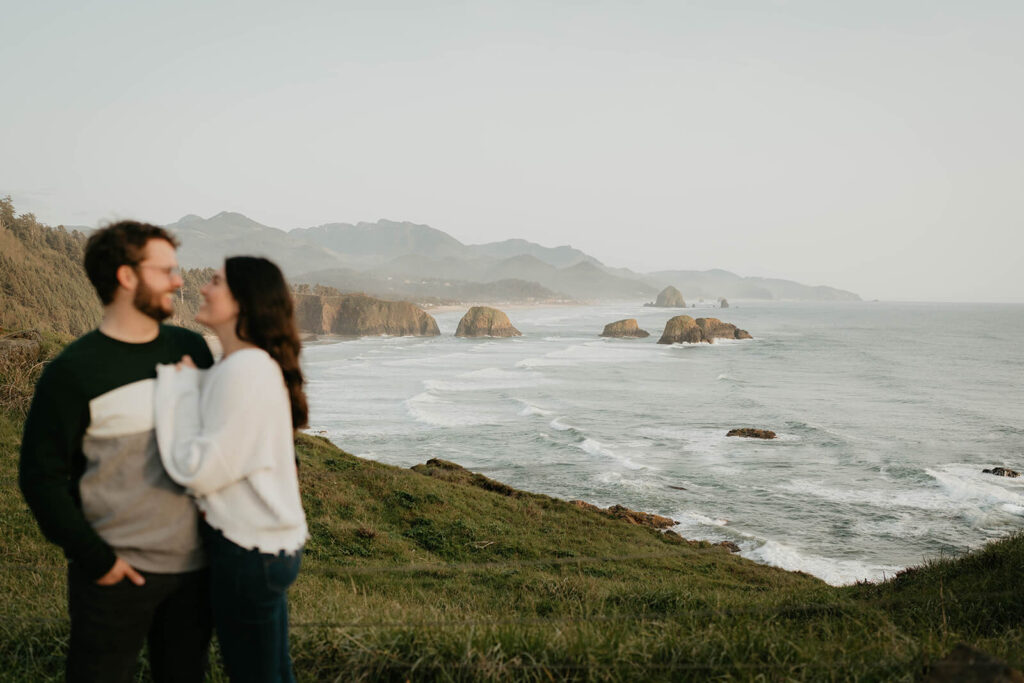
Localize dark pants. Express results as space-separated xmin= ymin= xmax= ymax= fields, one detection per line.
xmin=67 ymin=563 xmax=211 ymax=683
xmin=202 ymin=523 xmax=301 ymax=683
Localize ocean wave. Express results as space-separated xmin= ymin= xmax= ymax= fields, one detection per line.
xmin=549 ymin=418 xmax=578 ymax=432
xmin=381 ymin=352 xmax=474 ymax=367
xmin=926 ymin=465 xmax=1024 ymax=509
xmin=404 ymin=392 xmax=504 ymax=427
xmin=424 ymin=367 xmax=550 ymax=392
xmin=777 ymin=479 xmax=950 ymax=512
xmin=516 ymin=342 xmax=653 ymax=369
xmin=594 ymin=471 xmax=663 ymax=492
xmin=672 ymin=510 xmax=729 ymax=528
xmin=515 ymin=399 xmax=553 ymax=417
xmin=742 ymin=539 xmax=900 ymax=586
xmin=577 ymin=438 xmax=646 ymax=470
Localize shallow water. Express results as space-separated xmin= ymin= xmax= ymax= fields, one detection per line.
xmin=302 ymin=301 xmax=1024 ymax=585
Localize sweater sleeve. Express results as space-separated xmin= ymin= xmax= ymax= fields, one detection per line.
xmin=19 ymin=361 xmax=117 ymax=579
xmin=155 ymin=355 xmax=278 ymax=497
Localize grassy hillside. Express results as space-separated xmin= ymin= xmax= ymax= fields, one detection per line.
xmin=0 ymin=198 xmax=100 ymax=337
xmin=2 ymin=344 xmax=1023 ymax=682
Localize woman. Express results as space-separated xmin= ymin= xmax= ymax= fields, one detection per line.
xmin=154 ymin=256 xmax=308 ymax=683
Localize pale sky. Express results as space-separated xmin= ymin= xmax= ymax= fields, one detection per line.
xmin=3 ymin=1 xmax=1022 ymax=301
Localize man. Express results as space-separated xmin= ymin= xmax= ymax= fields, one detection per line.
xmin=19 ymin=221 xmax=215 ymax=682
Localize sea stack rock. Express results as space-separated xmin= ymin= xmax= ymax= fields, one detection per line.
xmin=293 ymin=293 xmax=440 ymax=337
xmin=600 ymin=319 xmax=650 ymax=338
xmin=455 ymin=306 xmax=522 ymax=338
xmin=727 ymin=428 xmax=777 ymax=439
xmin=696 ymin=318 xmax=753 ymax=341
xmin=650 ymin=286 xmax=686 ymax=308
xmin=658 ymin=316 xmax=752 ymax=344
xmin=719 ymin=298 xmax=730 ymax=309
xmin=657 ymin=315 xmax=704 ymax=344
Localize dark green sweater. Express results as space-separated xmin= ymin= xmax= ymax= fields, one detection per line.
xmin=19 ymin=326 xmax=213 ymax=579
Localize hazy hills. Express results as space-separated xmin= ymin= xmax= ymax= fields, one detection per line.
xmin=121 ymin=210 xmax=861 ymax=303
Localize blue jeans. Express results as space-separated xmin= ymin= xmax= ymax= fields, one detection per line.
xmin=202 ymin=522 xmax=301 ymax=683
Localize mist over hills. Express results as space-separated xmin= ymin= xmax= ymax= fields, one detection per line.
xmin=164 ymin=211 xmax=860 ymax=303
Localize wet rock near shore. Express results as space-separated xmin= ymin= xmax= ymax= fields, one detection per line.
xmin=455 ymin=306 xmax=522 ymax=338
xmin=982 ymin=467 xmax=1020 ymax=478
xmin=600 ymin=319 xmax=650 ymax=338
xmin=570 ymin=500 xmax=678 ymax=530
xmin=727 ymin=428 xmax=777 ymax=439
xmin=657 ymin=316 xmax=753 ymax=344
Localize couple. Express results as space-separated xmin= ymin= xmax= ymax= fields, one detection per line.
xmin=19 ymin=221 xmax=308 ymax=682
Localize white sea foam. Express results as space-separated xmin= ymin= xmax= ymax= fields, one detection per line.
xmin=778 ymin=479 xmax=950 ymax=512
xmin=549 ymin=418 xmax=577 ymax=432
xmin=381 ymin=352 xmax=474 ymax=367
xmin=577 ymin=438 xmax=645 ymax=470
xmin=516 ymin=342 xmax=653 ymax=369
xmin=925 ymin=466 xmax=1024 ymax=521
xmin=424 ymin=368 xmax=549 ymax=392
xmin=637 ymin=427 xmax=728 ymax=457
xmin=594 ymin=471 xmax=662 ymax=492
xmin=404 ymin=392 xmax=503 ymax=427
xmin=742 ymin=540 xmax=900 ymax=586
xmin=515 ymin=399 xmax=553 ymax=417
xmin=673 ymin=510 xmax=729 ymax=527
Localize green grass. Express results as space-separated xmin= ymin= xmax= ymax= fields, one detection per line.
xmin=1 ymin=357 xmax=1023 ymax=680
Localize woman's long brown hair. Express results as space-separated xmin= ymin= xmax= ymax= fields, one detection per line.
xmin=225 ymin=256 xmax=309 ymax=429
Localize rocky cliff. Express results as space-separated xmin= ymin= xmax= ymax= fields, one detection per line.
xmin=657 ymin=316 xmax=752 ymax=344
xmin=455 ymin=307 xmax=522 ymax=338
xmin=294 ymin=293 xmax=440 ymax=337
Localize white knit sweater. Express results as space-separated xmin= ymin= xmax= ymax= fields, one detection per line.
xmin=154 ymin=348 xmax=307 ymax=555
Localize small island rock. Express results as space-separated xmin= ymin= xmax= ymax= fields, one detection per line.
xmin=455 ymin=306 xmax=522 ymax=338
xmin=727 ymin=428 xmax=777 ymax=439
xmin=657 ymin=316 xmax=753 ymax=344
xmin=982 ymin=467 xmax=1020 ymax=478
xmin=600 ymin=319 xmax=650 ymax=338
xmin=719 ymin=298 xmax=729 ymax=309
xmin=646 ymin=286 xmax=686 ymax=308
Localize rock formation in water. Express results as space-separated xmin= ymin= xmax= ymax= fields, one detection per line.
xmin=455 ymin=306 xmax=522 ymax=338
xmin=719 ymin=298 xmax=729 ymax=309
xmin=726 ymin=428 xmax=777 ymax=440
xmin=982 ymin=467 xmax=1020 ymax=478
xmin=657 ymin=316 xmax=752 ymax=344
xmin=600 ymin=319 xmax=650 ymax=338
xmin=293 ymin=293 xmax=440 ymax=337
xmin=645 ymin=286 xmax=686 ymax=308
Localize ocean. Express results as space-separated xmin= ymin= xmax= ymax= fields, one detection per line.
xmin=301 ymin=302 xmax=1024 ymax=585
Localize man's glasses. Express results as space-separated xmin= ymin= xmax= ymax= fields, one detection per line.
xmin=136 ymin=264 xmax=182 ymax=278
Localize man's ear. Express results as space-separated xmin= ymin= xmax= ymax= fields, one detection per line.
xmin=115 ymin=264 xmax=138 ymax=293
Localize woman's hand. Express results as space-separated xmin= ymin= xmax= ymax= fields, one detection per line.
xmin=175 ymin=355 xmax=197 ymax=371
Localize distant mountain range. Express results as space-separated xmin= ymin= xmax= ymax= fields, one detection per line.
xmin=161 ymin=212 xmax=860 ymax=303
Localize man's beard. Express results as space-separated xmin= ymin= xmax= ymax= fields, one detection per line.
xmin=133 ymin=280 xmax=173 ymax=322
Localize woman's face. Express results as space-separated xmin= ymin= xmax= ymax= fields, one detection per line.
xmin=196 ymin=267 xmax=239 ymax=328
